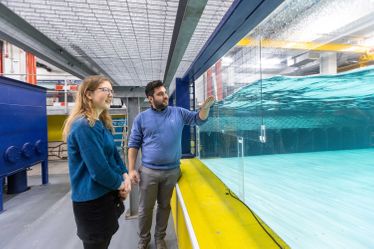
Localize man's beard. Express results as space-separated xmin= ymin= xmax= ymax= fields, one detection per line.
xmin=154 ymin=99 xmax=168 ymax=110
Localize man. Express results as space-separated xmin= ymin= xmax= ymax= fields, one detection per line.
xmin=128 ymin=80 xmax=214 ymax=249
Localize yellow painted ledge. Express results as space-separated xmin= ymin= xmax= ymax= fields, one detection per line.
xmin=171 ymin=158 xmax=290 ymax=249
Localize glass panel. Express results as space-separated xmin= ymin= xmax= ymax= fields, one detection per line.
xmin=196 ymin=38 xmax=264 ymax=201
xmin=197 ymin=0 xmax=374 ymax=248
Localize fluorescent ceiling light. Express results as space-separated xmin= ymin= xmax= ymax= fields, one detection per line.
xmin=222 ymin=56 xmax=234 ymax=66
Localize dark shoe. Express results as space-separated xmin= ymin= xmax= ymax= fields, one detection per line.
xmin=155 ymin=239 xmax=167 ymax=249
xmin=138 ymin=239 xmax=150 ymax=249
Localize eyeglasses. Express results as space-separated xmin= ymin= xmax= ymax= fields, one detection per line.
xmin=97 ymin=87 xmax=114 ymax=95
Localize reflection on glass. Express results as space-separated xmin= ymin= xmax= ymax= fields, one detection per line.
xmin=195 ymin=0 xmax=374 ymax=248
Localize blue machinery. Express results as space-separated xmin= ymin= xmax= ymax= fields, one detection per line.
xmin=0 ymin=76 xmax=48 ymax=212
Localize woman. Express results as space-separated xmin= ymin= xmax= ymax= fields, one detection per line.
xmin=62 ymin=75 xmax=131 ymax=249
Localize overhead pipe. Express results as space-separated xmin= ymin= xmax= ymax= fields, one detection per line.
xmin=237 ymin=37 xmax=371 ymax=53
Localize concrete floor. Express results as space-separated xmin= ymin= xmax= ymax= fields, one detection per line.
xmin=0 ymin=160 xmax=178 ymax=249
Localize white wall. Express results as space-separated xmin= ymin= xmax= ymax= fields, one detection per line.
xmin=2 ymin=41 xmax=27 ymax=81
xmin=1 ymin=40 xmax=79 ymax=83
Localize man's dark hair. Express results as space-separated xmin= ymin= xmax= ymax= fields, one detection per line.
xmin=145 ymin=80 xmax=164 ymax=97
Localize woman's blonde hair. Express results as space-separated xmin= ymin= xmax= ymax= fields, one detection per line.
xmin=62 ymin=75 xmax=114 ymax=142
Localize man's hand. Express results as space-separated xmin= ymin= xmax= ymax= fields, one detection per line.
xmin=128 ymin=148 xmax=139 ymax=184
xmin=199 ymin=96 xmax=215 ymax=120
xmin=201 ymin=96 xmax=215 ymax=110
xmin=129 ymin=169 xmax=140 ymax=184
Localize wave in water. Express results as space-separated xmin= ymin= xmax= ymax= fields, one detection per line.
xmin=202 ymin=66 xmax=374 ymax=131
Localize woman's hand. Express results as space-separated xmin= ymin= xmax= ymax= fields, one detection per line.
xmin=118 ymin=182 xmax=128 ymax=201
xmin=118 ymin=173 xmax=132 ymax=200
xmin=123 ymin=173 xmax=132 ymax=192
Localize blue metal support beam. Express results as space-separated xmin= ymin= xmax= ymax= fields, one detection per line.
xmin=175 ymin=77 xmax=192 ymax=156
